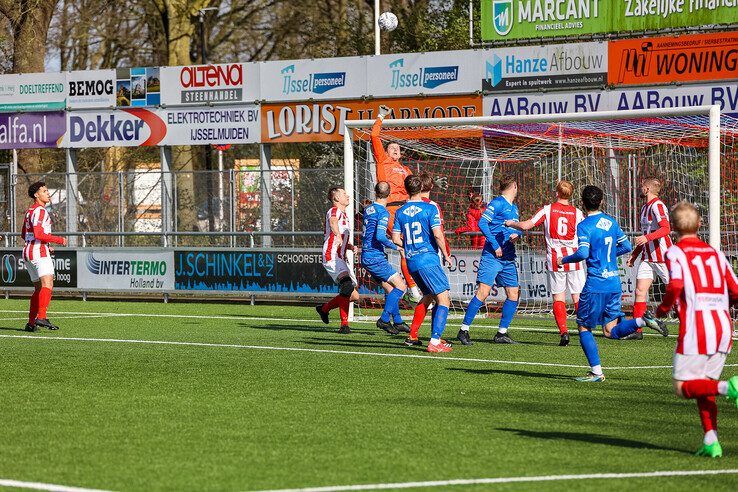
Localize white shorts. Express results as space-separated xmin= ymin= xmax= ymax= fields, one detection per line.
xmin=323 ymin=258 xmax=357 ymax=286
xmin=547 ymin=269 xmax=586 ymax=296
xmin=637 ymin=261 xmax=669 ymax=283
xmin=673 ymin=352 xmax=728 ymax=381
xmin=24 ymin=256 xmax=54 ymax=283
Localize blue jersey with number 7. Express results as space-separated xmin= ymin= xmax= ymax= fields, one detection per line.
xmin=567 ymin=212 xmax=632 ymax=293
xmin=392 ymin=199 xmax=442 ymax=272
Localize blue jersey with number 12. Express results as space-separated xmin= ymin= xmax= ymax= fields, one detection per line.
xmin=392 ymin=200 xmax=441 ymax=272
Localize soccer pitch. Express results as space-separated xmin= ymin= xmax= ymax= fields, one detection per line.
xmin=1 ymin=299 xmax=737 ymax=491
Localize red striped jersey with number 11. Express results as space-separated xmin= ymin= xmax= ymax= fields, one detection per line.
xmin=662 ymin=237 xmax=738 ymax=355
xmin=530 ymin=202 xmax=584 ymax=272
xmin=322 ymin=207 xmax=350 ymax=262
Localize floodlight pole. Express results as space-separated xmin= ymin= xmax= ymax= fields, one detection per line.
xmin=374 ymin=0 xmax=380 ymax=55
xmin=199 ymin=7 xmax=218 ymax=234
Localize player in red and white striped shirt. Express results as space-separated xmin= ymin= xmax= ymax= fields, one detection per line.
xmin=626 ymin=178 xmax=673 ymax=339
xmin=316 ymin=186 xmax=359 ymax=333
xmin=21 ymin=181 xmax=66 ymax=332
xmin=506 ymin=181 xmax=584 ymax=346
xmin=655 ymin=202 xmax=738 ymax=458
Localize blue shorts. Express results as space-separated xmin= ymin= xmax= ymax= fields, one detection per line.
xmin=410 ymin=264 xmax=450 ymax=296
xmin=477 ymin=254 xmax=518 ymax=288
xmin=576 ymin=290 xmax=625 ymax=329
xmin=361 ymin=257 xmax=397 ymax=284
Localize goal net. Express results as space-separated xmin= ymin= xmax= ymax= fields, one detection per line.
xmin=345 ymin=107 xmax=738 ymax=320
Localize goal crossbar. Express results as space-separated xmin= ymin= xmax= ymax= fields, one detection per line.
xmin=343 ymin=105 xmax=722 ymax=249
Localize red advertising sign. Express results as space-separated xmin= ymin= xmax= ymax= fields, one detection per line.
xmin=261 ymin=95 xmax=482 ymax=143
xmin=609 ymin=32 xmax=738 ymax=86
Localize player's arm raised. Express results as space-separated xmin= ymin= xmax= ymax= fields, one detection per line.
xmin=372 ymin=107 xmax=391 ymax=182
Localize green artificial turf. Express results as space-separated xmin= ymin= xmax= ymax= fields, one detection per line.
xmin=0 ymin=299 xmax=736 ymax=491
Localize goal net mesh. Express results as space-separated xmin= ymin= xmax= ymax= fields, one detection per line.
xmin=350 ymin=114 xmax=738 ymax=320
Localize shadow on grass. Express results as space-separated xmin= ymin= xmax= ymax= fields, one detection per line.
xmin=239 ymin=323 xmax=376 ymax=335
xmin=299 ymin=337 xmax=409 ymax=350
xmin=0 ymin=326 xmax=30 ymax=332
xmin=447 ymin=367 xmax=574 ymax=380
xmin=497 ymin=427 xmax=689 ymax=454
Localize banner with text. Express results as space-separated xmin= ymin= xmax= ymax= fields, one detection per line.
xmin=67 ymin=69 xmax=117 ymax=109
xmin=261 ymin=95 xmax=482 ymax=143
xmin=483 ymin=41 xmax=607 ymax=92
xmin=609 ymin=31 xmax=738 ymax=86
xmin=481 ymin=0 xmax=738 ymax=41
xmin=367 ymin=50 xmax=479 ymax=97
xmin=0 ymin=250 xmax=77 ymax=288
xmin=174 ymin=250 xmax=336 ymax=293
xmin=484 ymin=81 xmax=738 ymax=116
xmin=65 ymin=108 xmax=166 ymax=148
xmin=77 ymin=250 xmax=174 ymax=291
xmin=0 ymin=112 xmax=66 ymax=149
xmin=0 ymin=72 xmax=66 ymax=112
xmin=161 ymin=105 xmax=260 ymax=145
xmin=260 ymin=56 xmax=367 ymax=102
xmin=160 ymin=63 xmax=260 ymax=106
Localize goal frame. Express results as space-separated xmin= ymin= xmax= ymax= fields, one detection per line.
xmin=343 ymin=105 xmax=722 ymax=319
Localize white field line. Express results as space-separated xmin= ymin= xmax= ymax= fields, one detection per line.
xmin=2 ymin=333 xmax=736 ymax=371
xmin=0 ymin=310 xmax=732 ymax=341
xmin=0 ymin=478 xmax=111 ymax=492
xmin=254 ymin=468 xmax=738 ymax=492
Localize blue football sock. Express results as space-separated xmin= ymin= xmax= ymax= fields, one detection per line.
xmin=431 ymin=305 xmax=449 ymax=340
xmin=430 ymin=305 xmax=438 ymax=332
xmin=499 ymin=299 xmax=519 ymax=329
xmin=463 ymin=296 xmax=484 ymax=326
xmin=392 ymin=289 xmax=405 ymax=323
xmin=381 ymin=288 xmax=403 ymax=323
xmin=609 ymin=318 xmax=639 ymax=339
xmin=579 ymin=330 xmax=601 ymax=368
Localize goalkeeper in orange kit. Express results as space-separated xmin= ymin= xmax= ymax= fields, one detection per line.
xmin=372 ymin=105 xmax=447 ymax=302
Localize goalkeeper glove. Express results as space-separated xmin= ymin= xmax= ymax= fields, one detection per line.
xmin=433 ymin=176 xmax=449 ymax=191
xmin=377 ymin=105 xmax=391 ymax=120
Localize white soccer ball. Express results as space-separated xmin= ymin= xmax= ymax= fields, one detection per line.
xmin=378 ymin=12 xmax=398 ymax=32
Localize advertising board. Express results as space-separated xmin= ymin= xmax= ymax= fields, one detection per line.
xmin=259 ymin=56 xmax=367 ymax=102
xmin=0 ymin=111 xmax=66 ymax=149
xmin=67 ymin=69 xmax=117 ymax=109
xmin=0 ymin=250 xmax=77 ymax=288
xmin=0 ymin=72 xmax=66 ymax=112
xmin=77 ymin=250 xmax=173 ymax=291
xmin=160 ymin=63 xmax=260 ymax=105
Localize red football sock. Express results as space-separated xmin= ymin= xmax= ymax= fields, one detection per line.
xmin=410 ymin=303 xmax=428 ymax=339
xmin=28 ymin=287 xmax=41 ymax=323
xmin=682 ymin=379 xmax=720 ymax=399
xmin=322 ymin=295 xmax=343 ymax=313
xmin=633 ymin=301 xmax=647 ymax=331
xmin=697 ymin=396 xmax=717 ymax=433
xmin=401 ymin=258 xmax=415 ymax=288
xmin=338 ymin=297 xmax=350 ymax=325
xmin=552 ymin=300 xmax=568 ymax=335
xmin=37 ymin=287 xmax=52 ymax=319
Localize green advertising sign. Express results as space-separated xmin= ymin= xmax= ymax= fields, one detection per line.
xmin=481 ymin=0 xmax=738 ymax=41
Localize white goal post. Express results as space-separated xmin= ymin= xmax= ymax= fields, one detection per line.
xmin=343 ymin=105 xmax=728 ymax=318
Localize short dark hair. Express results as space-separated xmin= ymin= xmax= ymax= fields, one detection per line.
xmin=327 ymin=186 xmax=343 ymax=203
xmin=405 ymin=175 xmax=423 ymax=196
xmin=581 ymin=185 xmax=603 ymax=212
xmin=28 ymin=181 xmax=45 ymax=199
xmin=419 ymin=172 xmax=434 ymax=192
xmin=375 ymin=181 xmax=390 ymax=199
xmin=498 ymin=174 xmax=516 ymax=193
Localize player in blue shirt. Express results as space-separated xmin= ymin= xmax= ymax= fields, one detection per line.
xmin=392 ymin=175 xmax=453 ymax=353
xmin=559 ymin=185 xmax=667 ymax=382
xmin=362 ymin=181 xmax=410 ymax=335
xmin=458 ymin=175 xmax=521 ymax=345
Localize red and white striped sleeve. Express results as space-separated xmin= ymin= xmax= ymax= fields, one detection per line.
xmin=530 ymin=205 xmax=548 ymax=227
